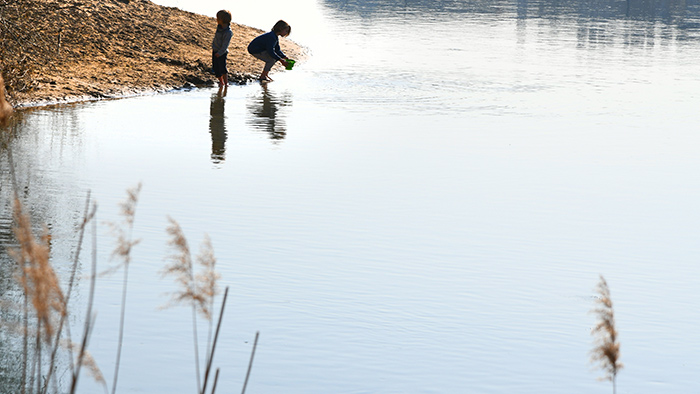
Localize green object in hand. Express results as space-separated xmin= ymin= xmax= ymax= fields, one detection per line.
xmin=285 ymin=59 xmax=296 ymax=70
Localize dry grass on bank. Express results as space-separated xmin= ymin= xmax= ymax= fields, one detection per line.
xmin=0 ymin=0 xmax=303 ymax=107
xmin=0 ymin=75 xmax=12 ymax=124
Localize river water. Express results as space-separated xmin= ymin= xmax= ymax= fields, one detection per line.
xmin=2 ymin=0 xmax=700 ymax=393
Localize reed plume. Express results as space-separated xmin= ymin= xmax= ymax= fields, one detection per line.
xmin=104 ymin=183 xmax=142 ymax=275
xmin=9 ymin=197 xmax=65 ymax=342
xmin=195 ymin=234 xmax=220 ymax=321
xmin=4 ymin=154 xmax=104 ymax=393
xmin=105 ymin=183 xmax=142 ymax=394
xmin=44 ymin=192 xmax=96 ymax=394
xmin=590 ymin=275 xmax=623 ymax=394
xmin=163 ymin=217 xmax=204 ymax=312
xmin=70 ymin=210 xmax=102 ymax=394
xmin=63 ymin=339 xmax=106 ymax=388
xmin=163 ymin=218 xmax=221 ymax=318
xmin=162 ymin=217 xmax=221 ymax=393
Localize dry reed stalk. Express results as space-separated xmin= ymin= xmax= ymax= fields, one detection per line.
xmin=4 ymin=139 xmax=103 ymax=394
xmin=163 ymin=217 xmax=202 ymax=310
xmin=201 ymin=286 xmax=228 ymax=394
xmin=60 ymin=339 xmax=106 ymax=388
xmin=71 ymin=214 xmax=102 ymax=394
xmin=3 ymin=149 xmax=30 ymax=394
xmin=22 ymin=254 xmax=29 ymax=394
xmin=162 ymin=217 xmax=221 ymax=394
xmin=195 ymin=234 xmax=220 ymax=322
xmin=102 ymin=183 xmax=142 ymax=276
xmin=0 ymin=315 xmax=85 ymax=379
xmin=210 ymin=369 xmax=220 ymax=394
xmin=104 ymin=184 xmax=142 ymax=394
xmin=9 ymin=198 xmax=65 ymax=343
xmin=43 ymin=192 xmax=96 ymax=394
xmin=163 ymin=217 xmax=202 ymax=392
xmin=35 ymin=322 xmax=41 ymax=393
xmin=590 ymin=275 xmax=623 ymax=394
xmin=197 ymin=233 xmax=220 ymax=380
xmin=162 ymin=219 xmax=222 ymax=318
xmin=241 ymin=331 xmax=259 ymax=394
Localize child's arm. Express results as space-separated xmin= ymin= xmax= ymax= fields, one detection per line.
xmin=269 ymin=38 xmax=288 ymax=67
xmin=215 ymin=29 xmax=233 ymax=57
xmin=274 ymin=41 xmax=288 ymax=61
xmin=263 ymin=34 xmax=289 ymax=67
xmin=265 ymin=36 xmax=282 ymax=60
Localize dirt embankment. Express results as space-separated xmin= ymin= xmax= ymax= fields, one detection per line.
xmin=0 ymin=0 xmax=304 ymax=107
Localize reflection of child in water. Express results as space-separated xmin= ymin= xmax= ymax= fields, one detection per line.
xmin=209 ymin=90 xmax=227 ymax=163
xmin=247 ymin=20 xmax=291 ymax=82
xmin=212 ymin=10 xmax=233 ymax=87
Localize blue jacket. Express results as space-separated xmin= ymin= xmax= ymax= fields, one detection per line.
xmin=212 ymin=25 xmax=233 ymax=57
xmin=247 ymin=31 xmax=287 ymax=61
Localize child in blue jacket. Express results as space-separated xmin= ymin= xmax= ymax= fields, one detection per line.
xmin=247 ymin=20 xmax=291 ymax=82
xmin=212 ymin=10 xmax=233 ymax=86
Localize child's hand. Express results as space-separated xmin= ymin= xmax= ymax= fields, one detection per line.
xmin=280 ymin=59 xmax=288 ymax=68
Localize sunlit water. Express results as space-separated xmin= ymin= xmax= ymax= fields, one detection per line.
xmin=3 ymin=0 xmax=700 ymax=393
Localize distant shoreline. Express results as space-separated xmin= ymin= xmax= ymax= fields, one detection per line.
xmin=1 ymin=0 xmax=304 ymax=109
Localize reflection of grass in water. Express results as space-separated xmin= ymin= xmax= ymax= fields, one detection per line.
xmin=0 ymin=164 xmax=256 ymax=393
xmin=590 ymin=275 xmax=623 ymax=394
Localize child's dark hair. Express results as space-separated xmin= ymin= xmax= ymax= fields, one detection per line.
xmin=216 ymin=10 xmax=232 ymax=25
xmin=272 ymin=20 xmax=291 ymax=36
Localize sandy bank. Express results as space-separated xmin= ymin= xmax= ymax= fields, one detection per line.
xmin=0 ymin=0 xmax=305 ymax=108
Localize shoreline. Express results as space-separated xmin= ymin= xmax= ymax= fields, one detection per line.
xmin=11 ymin=71 xmax=254 ymax=110
xmin=13 ymin=84 xmax=198 ymax=110
xmin=1 ymin=0 xmax=305 ymax=110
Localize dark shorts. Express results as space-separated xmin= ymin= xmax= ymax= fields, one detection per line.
xmin=212 ymin=51 xmax=228 ymax=77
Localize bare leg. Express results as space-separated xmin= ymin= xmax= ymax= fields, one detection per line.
xmin=259 ymin=70 xmax=273 ymax=82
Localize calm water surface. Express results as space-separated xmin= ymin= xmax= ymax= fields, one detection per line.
xmin=2 ymin=0 xmax=700 ymax=393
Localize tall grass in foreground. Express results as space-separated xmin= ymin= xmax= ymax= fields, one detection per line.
xmin=161 ymin=217 xmax=263 ymax=394
xmin=162 ymin=217 xmax=224 ymax=394
xmin=0 ymin=163 xmax=258 ymax=393
xmin=590 ymin=275 xmax=623 ymax=394
xmin=103 ymin=184 xmax=142 ymax=394
xmin=6 ymin=185 xmax=104 ymax=394
xmin=10 ymin=196 xmax=67 ymax=394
